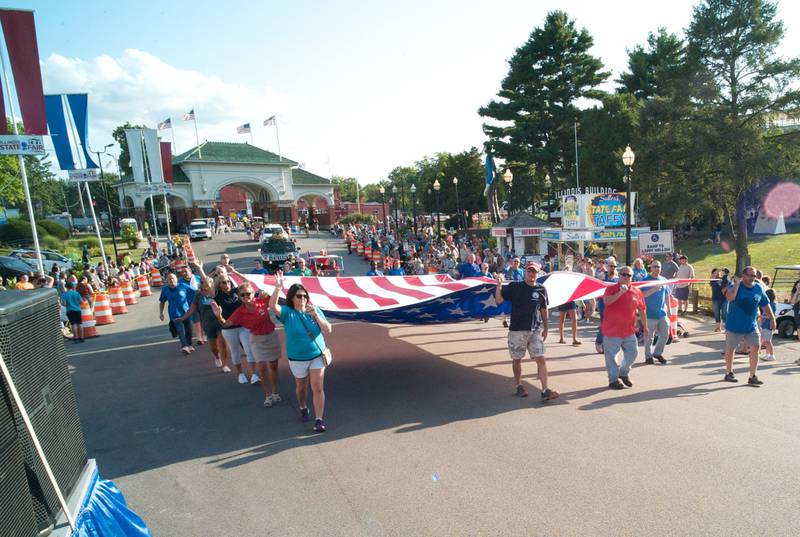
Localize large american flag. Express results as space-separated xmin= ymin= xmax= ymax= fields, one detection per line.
xmin=236 ymin=123 xmax=251 ymax=134
xmin=232 ymin=272 xmax=705 ymax=325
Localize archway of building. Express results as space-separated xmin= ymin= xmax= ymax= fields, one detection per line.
xmin=215 ymin=180 xmax=278 ymax=222
xmin=141 ymin=193 xmax=190 ymax=234
xmin=296 ymin=195 xmax=330 ymax=228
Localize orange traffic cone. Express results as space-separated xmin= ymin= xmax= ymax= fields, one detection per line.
xmin=80 ymin=300 xmax=98 ymax=338
xmin=136 ymin=274 xmax=152 ymax=297
xmin=109 ymin=287 xmax=128 ymax=314
xmin=365 ymin=245 xmax=372 ymax=260
xmin=121 ymin=279 xmax=138 ymax=305
xmin=150 ymin=267 xmax=163 ymax=287
xmin=94 ymin=292 xmax=115 ymax=325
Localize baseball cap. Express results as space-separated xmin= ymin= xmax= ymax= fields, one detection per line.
xmin=525 ymin=261 xmax=541 ymax=271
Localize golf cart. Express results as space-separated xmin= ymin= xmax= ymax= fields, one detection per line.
xmin=308 ymin=252 xmax=344 ymax=276
xmin=771 ymin=265 xmax=800 ymax=339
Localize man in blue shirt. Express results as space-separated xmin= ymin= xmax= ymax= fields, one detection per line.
xmin=641 ymin=261 xmax=670 ymax=364
xmin=501 ymin=257 xmax=524 ymax=327
xmin=457 ymin=253 xmax=481 ymax=279
xmin=387 ymin=259 xmax=405 ymax=276
xmin=159 ymin=273 xmax=196 ymax=354
xmin=366 ymin=261 xmax=384 ymax=276
xmin=723 ymin=266 xmax=775 ymax=385
xmin=251 ymin=259 xmax=269 ymax=275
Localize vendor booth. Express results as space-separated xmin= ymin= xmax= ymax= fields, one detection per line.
xmin=491 ymin=212 xmax=552 ymax=259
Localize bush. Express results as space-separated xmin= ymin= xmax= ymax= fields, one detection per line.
xmin=73 ymin=237 xmax=100 ymax=249
xmin=40 ymin=235 xmax=62 ymax=250
xmin=39 ymin=220 xmax=70 ymax=240
xmin=121 ymin=224 xmax=139 ymax=249
xmin=340 ymin=213 xmax=375 ymax=225
xmin=0 ymin=218 xmax=48 ymax=245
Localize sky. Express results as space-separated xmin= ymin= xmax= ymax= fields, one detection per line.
xmin=5 ymin=0 xmax=800 ymax=183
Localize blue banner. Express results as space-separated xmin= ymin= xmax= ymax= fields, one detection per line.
xmin=44 ymin=94 xmax=76 ymax=170
xmin=66 ymin=93 xmax=98 ymax=168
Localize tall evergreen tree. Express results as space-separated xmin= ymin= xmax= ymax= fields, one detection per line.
xmin=687 ymin=0 xmax=800 ymax=272
xmin=479 ymin=10 xmax=608 ymax=210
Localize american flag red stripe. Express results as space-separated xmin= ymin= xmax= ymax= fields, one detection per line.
xmin=300 ymin=277 xmax=359 ymax=310
xmin=336 ymin=277 xmax=399 ymax=307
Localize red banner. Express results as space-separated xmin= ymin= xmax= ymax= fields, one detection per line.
xmin=0 ymin=10 xmax=47 ymax=134
xmin=160 ymin=142 xmax=173 ymax=183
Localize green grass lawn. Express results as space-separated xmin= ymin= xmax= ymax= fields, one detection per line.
xmin=673 ymin=224 xmax=799 ymax=297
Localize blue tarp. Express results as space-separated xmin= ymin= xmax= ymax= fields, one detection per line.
xmin=71 ymin=470 xmax=151 ymax=537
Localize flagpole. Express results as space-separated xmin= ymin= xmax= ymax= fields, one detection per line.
xmin=62 ymin=95 xmax=109 ymax=272
xmin=274 ymin=117 xmax=282 ymax=161
xmin=191 ymin=110 xmax=207 ymax=195
xmin=170 ymin=123 xmax=177 ymax=155
xmin=0 ymin=38 xmax=44 ymax=274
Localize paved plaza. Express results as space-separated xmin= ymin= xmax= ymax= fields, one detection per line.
xmin=67 ymin=231 xmax=800 ymax=536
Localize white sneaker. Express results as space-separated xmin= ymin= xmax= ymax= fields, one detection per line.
xmin=250 ymin=373 xmax=261 ymax=385
xmin=214 ymin=358 xmax=223 ymax=368
xmin=238 ymin=373 xmax=248 ymax=384
xmin=222 ymin=365 xmax=232 ymax=373
xmin=270 ymin=393 xmax=282 ymax=403
xmin=762 ymin=354 xmax=776 ymax=361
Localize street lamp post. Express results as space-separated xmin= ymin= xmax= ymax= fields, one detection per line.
xmin=427 ymin=188 xmax=433 ymax=230
xmin=543 ymin=173 xmax=551 ymax=218
xmin=379 ymin=186 xmax=387 ymax=230
xmin=92 ymin=143 xmax=120 ymax=263
xmin=622 ymin=145 xmax=636 ymax=266
xmin=503 ymin=169 xmax=513 ymax=255
xmin=410 ymin=184 xmax=417 ymax=234
xmin=392 ymin=185 xmax=399 ymax=233
xmin=503 ymin=169 xmax=513 ymax=215
xmin=453 ymin=176 xmax=461 ymax=231
xmin=433 ymin=179 xmax=441 ymax=238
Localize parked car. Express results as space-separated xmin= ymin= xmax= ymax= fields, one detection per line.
xmin=0 ymin=256 xmax=36 ymax=279
xmin=259 ymin=224 xmax=287 ymax=243
xmin=10 ymin=249 xmax=74 ymax=273
xmin=188 ymin=220 xmax=213 ymax=241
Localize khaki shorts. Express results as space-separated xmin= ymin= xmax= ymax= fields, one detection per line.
xmin=250 ymin=332 xmax=280 ymax=363
xmin=725 ymin=330 xmax=759 ymax=350
xmin=508 ymin=329 xmax=545 ymax=359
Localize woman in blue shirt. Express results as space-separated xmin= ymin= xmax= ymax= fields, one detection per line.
xmin=269 ymin=272 xmax=333 ymax=433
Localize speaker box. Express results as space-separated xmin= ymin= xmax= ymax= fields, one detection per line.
xmin=0 ymin=385 xmax=37 ymax=537
xmin=0 ymin=289 xmax=87 ymax=533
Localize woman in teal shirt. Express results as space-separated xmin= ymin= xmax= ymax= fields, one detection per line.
xmin=269 ymin=272 xmax=332 ymax=432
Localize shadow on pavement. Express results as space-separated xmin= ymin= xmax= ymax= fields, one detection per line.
xmin=68 ymin=322 xmax=533 ymax=479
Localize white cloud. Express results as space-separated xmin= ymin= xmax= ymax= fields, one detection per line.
xmin=40 ymin=49 xmax=308 ymax=171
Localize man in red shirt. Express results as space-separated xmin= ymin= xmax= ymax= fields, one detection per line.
xmin=601 ymin=266 xmax=648 ymax=389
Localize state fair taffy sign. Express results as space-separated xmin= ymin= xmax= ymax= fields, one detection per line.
xmin=585 ymin=192 xmax=635 ymax=228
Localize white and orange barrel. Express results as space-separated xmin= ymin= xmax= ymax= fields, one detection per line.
xmin=364 ymin=244 xmax=373 ymax=260
xmin=121 ymin=279 xmax=138 ymax=305
xmin=136 ymin=274 xmax=152 ymax=297
xmin=150 ymin=267 xmax=163 ymax=287
xmin=108 ymin=287 xmax=128 ymax=315
xmin=93 ymin=293 xmax=115 ymax=325
xmin=80 ymin=300 xmax=98 ymax=338
xmin=172 ymin=260 xmax=187 ymax=273
xmin=668 ymin=295 xmax=679 ymax=341
xmin=371 ymin=248 xmax=382 ymax=262
xmin=356 ymin=242 xmax=364 ymax=256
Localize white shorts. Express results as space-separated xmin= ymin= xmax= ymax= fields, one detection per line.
xmin=288 ymin=356 xmax=326 ymax=379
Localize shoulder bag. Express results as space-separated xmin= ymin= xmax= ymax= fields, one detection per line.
xmin=298 ymin=310 xmax=332 ymax=366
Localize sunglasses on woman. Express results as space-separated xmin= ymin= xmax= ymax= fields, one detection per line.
xmin=294 ymin=293 xmax=309 ymax=299
xmin=239 ymin=292 xmax=252 ymax=297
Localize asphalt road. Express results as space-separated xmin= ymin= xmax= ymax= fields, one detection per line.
xmin=67 ymin=230 xmax=800 ymax=537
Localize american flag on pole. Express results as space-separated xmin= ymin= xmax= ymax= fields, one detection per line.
xmin=157 ymin=118 xmax=172 ymax=130
xmin=236 ymin=123 xmax=251 ymax=134
xmin=263 ymin=115 xmax=276 ymax=126
xmin=183 ymin=109 xmax=195 ymax=121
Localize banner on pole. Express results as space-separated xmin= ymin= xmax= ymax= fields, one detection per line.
xmin=638 ymin=230 xmax=674 ymax=255
xmin=0 ymin=134 xmax=45 ymax=155
xmin=67 ymin=169 xmax=100 ymax=182
xmin=124 ymin=129 xmax=146 ymax=183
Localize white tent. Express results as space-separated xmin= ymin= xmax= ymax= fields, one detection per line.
xmin=753 ymin=211 xmax=786 ymax=235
